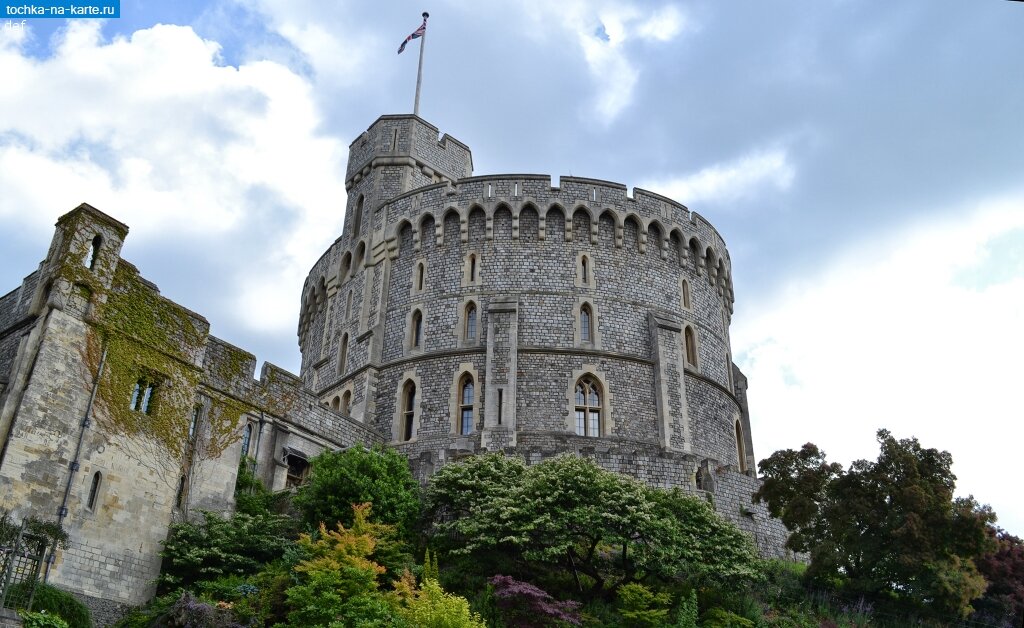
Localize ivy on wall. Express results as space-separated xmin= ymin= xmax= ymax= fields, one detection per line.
xmin=55 ymin=220 xmax=246 ymax=488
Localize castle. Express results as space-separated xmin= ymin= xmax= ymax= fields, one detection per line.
xmin=0 ymin=114 xmax=788 ymax=622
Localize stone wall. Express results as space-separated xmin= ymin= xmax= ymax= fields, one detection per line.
xmin=297 ymin=113 xmax=780 ymax=556
xmin=0 ymin=608 xmax=21 ymax=628
xmin=0 ymin=204 xmax=389 ymax=610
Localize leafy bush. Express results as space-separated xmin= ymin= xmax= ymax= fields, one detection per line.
xmin=701 ymin=607 xmax=756 ymax=628
xmin=159 ymin=591 xmax=241 ymax=627
xmin=673 ymin=589 xmax=698 ymax=628
xmin=110 ymin=592 xmax=179 ymax=628
xmin=234 ymin=457 xmax=289 ymax=516
xmin=393 ymin=573 xmax=486 ymax=628
xmin=193 ymin=574 xmax=281 ymax=626
xmin=427 ymin=453 xmax=761 ymax=596
xmin=0 ymin=512 xmax=69 ymax=550
xmin=617 ymin=583 xmax=671 ymax=627
xmin=4 ymin=582 xmax=88 ymax=628
xmin=292 ymin=444 xmax=421 ymax=538
xmin=489 ymin=575 xmax=582 ymax=627
xmin=284 ymin=503 xmax=406 ymax=627
xmin=13 ymin=582 xmax=91 ymax=628
xmin=19 ymin=610 xmax=68 ymax=628
xmin=157 ymin=510 xmax=296 ymax=592
xmin=761 ymin=560 xmax=808 ymax=606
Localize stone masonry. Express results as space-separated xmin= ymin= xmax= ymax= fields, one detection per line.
xmin=303 ymin=114 xmax=790 ymax=554
xmin=0 ymin=113 xmax=790 ymax=624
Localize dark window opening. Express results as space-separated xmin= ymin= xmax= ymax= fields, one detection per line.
xmin=352 ymin=194 xmax=364 ymax=237
xmin=459 ymin=376 xmax=474 ymax=435
xmin=338 ymin=334 xmax=349 ymax=375
xmin=87 ymin=471 xmax=101 ymax=510
xmin=241 ymin=423 xmax=254 ymax=457
xmin=685 ymin=327 xmax=698 ymax=367
xmin=580 ymin=305 xmax=593 ymax=343
xmin=175 ymin=476 xmax=187 ymax=509
xmin=85 ymin=234 xmax=102 ymax=270
xmin=465 ymin=303 xmax=477 ymax=341
xmin=285 ymin=455 xmax=310 ymax=488
xmin=402 ymin=383 xmax=416 ymax=441
xmin=412 ymin=311 xmax=423 ymax=348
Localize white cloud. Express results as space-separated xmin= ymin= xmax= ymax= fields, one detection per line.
xmin=636 ymin=5 xmax=687 ymax=42
xmin=733 ymin=196 xmax=1024 ymax=535
xmin=235 ymin=0 xmax=380 ymax=85
xmin=642 ymin=148 xmax=795 ymax=206
xmin=519 ymin=0 xmax=691 ymax=124
xmin=0 ymin=22 xmax=347 ymax=336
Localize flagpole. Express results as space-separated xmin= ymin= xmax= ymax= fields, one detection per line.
xmin=413 ymin=11 xmax=429 ymax=117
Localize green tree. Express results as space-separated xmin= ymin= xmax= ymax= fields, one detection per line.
xmin=755 ymin=429 xmax=995 ymax=618
xmin=285 ymin=503 xmax=398 ymax=627
xmin=292 ymin=444 xmax=421 ymax=538
xmin=427 ymin=453 xmax=759 ymax=595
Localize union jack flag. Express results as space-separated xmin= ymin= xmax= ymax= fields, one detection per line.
xmin=397 ymin=17 xmax=427 ymax=54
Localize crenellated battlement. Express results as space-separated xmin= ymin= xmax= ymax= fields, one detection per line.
xmin=288 ymin=115 xmax=774 ymax=562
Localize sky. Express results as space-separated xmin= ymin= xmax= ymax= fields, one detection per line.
xmin=1 ymin=1 xmax=1022 ymax=535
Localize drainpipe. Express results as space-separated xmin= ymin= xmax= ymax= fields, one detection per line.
xmin=45 ymin=341 xmax=107 ymax=582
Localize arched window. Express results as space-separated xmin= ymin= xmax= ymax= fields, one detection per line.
xmin=340 ymin=253 xmax=352 ymax=283
xmin=240 ymin=423 xmax=254 ymax=457
xmin=469 ymin=254 xmax=477 ymax=282
xmin=464 ymin=303 xmax=477 ymax=341
xmin=341 ymin=390 xmax=351 ymax=416
xmin=581 ymin=255 xmax=589 ymax=284
xmin=338 ymin=333 xmax=349 ymax=375
xmin=695 ymin=467 xmax=708 ymax=491
xmin=354 ymin=242 xmax=365 ymax=274
xmin=459 ymin=376 xmax=474 ymax=435
xmin=402 ymin=382 xmax=416 ymax=441
xmin=352 ymin=194 xmax=364 ymax=237
xmin=574 ymin=377 xmax=601 ymax=437
xmin=685 ymin=326 xmax=698 ymax=367
xmin=580 ymin=305 xmax=593 ymax=343
xmin=84 ymin=234 xmax=102 ymax=270
xmin=87 ymin=471 xmax=101 ymax=510
xmin=346 ymin=291 xmax=353 ymax=319
xmin=330 ymin=396 xmax=340 ymax=411
xmin=416 ymin=262 xmax=425 ymax=292
xmin=689 ymin=238 xmax=702 ymax=273
xmin=681 ymin=279 xmax=692 ymax=309
xmin=735 ymin=421 xmax=747 ymax=472
xmin=411 ymin=310 xmax=423 ymax=349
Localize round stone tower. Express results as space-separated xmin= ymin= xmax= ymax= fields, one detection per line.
xmin=298 ymin=114 xmax=757 ymax=505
